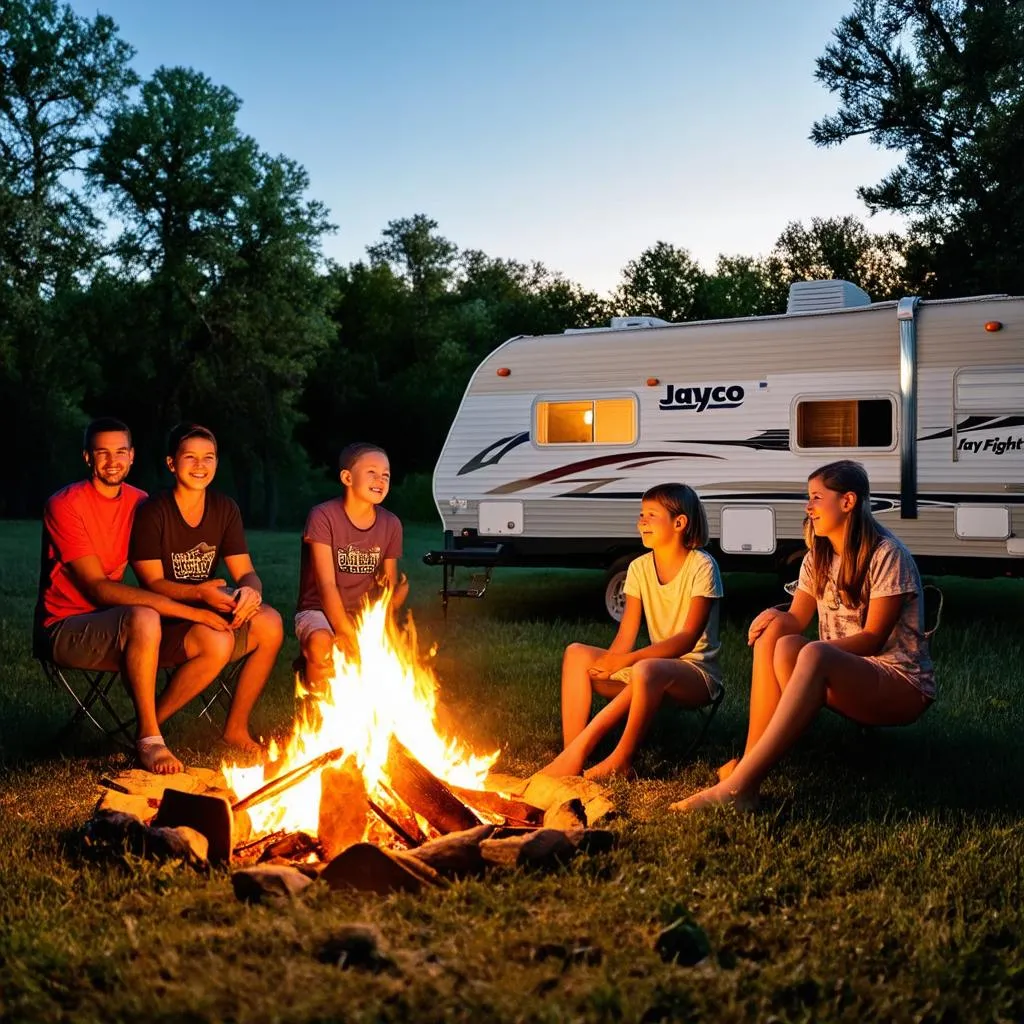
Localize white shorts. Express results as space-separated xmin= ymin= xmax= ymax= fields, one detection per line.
xmin=294 ymin=609 xmax=333 ymax=647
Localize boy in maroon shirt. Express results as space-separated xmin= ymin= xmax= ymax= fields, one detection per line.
xmin=35 ymin=418 xmax=232 ymax=774
xmin=295 ymin=442 xmax=409 ymax=684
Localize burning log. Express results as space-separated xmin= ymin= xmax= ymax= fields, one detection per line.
xmin=385 ymin=737 xmax=482 ymax=835
xmin=318 ymin=760 xmax=369 ymax=860
xmin=448 ymin=785 xmax=544 ymax=826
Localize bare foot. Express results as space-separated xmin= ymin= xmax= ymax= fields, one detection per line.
xmin=136 ymin=736 xmax=183 ymax=775
xmin=537 ymin=748 xmax=585 ymax=778
xmin=221 ymin=730 xmax=265 ymax=754
xmin=583 ymin=758 xmax=636 ymax=781
xmin=668 ymin=781 xmax=759 ymax=814
xmin=717 ymin=758 xmax=739 ymax=783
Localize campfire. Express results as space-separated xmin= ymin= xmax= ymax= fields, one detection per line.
xmin=86 ymin=597 xmax=618 ymax=894
xmin=221 ymin=597 xmax=506 ymax=858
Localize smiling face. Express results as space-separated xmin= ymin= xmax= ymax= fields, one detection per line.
xmin=637 ymin=499 xmax=686 ymax=550
xmin=84 ymin=430 xmax=134 ymax=491
xmin=342 ymin=450 xmax=391 ymax=506
xmin=805 ymin=474 xmax=856 ymax=548
xmin=168 ymin=436 xmax=218 ymax=492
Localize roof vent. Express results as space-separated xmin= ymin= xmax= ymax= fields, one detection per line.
xmin=787 ymin=279 xmax=871 ymax=314
xmin=563 ymin=315 xmax=671 ymax=335
xmin=609 ymin=316 xmax=670 ymax=329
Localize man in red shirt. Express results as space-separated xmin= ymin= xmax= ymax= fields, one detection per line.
xmin=35 ymin=418 xmax=232 ymax=774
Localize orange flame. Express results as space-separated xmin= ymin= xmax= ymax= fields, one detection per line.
xmin=223 ymin=598 xmax=499 ymax=842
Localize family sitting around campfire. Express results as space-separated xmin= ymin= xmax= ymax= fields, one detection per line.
xmin=37 ymin=417 xmax=934 ymax=810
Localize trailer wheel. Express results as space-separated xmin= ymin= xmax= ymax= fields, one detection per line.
xmin=604 ymin=556 xmax=638 ymax=622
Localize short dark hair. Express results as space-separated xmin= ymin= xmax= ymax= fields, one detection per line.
xmin=641 ymin=482 xmax=709 ymax=549
xmin=167 ymin=423 xmax=218 ymax=459
xmin=338 ymin=441 xmax=388 ymax=473
xmin=83 ymin=417 xmax=131 ymax=451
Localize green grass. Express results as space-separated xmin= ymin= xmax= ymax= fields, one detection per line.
xmin=1 ymin=520 xmax=1023 ymax=1023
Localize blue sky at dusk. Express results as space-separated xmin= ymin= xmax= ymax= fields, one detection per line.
xmin=68 ymin=0 xmax=903 ymax=295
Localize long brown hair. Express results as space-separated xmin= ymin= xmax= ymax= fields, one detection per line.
xmin=804 ymin=460 xmax=887 ymax=607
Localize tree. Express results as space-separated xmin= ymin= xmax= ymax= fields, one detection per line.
xmin=0 ymin=0 xmax=136 ymax=513
xmin=614 ymin=241 xmax=708 ymax=322
xmin=90 ymin=67 xmax=335 ymax=523
xmin=813 ymin=0 xmax=1024 ymax=294
xmin=700 ymin=254 xmax=788 ymax=318
xmin=770 ymin=216 xmax=909 ymax=300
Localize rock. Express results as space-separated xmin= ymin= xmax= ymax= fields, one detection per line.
xmin=479 ymin=828 xmax=578 ymax=871
xmin=80 ymin=810 xmax=208 ymax=868
xmin=232 ymin=864 xmax=314 ymax=903
xmin=655 ymin=917 xmax=711 ymax=966
xmin=315 ymin=924 xmax=397 ymax=973
xmin=566 ymin=828 xmax=617 ymax=855
xmin=405 ymin=824 xmax=496 ymax=879
xmin=320 ymin=842 xmax=442 ymax=895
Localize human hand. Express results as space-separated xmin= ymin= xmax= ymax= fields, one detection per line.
xmin=230 ymin=586 xmax=262 ymax=627
xmin=333 ymin=626 xmax=358 ymax=660
xmin=588 ymin=651 xmax=630 ymax=680
xmin=195 ymin=578 xmax=236 ymax=613
xmin=747 ymin=608 xmax=781 ymax=646
xmin=191 ymin=607 xmax=233 ymax=632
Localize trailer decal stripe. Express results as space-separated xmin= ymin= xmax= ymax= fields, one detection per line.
xmin=918 ymin=415 xmax=1024 ymax=442
xmin=458 ymin=432 xmax=530 ymax=475
xmin=485 ymin=451 xmax=725 ymax=495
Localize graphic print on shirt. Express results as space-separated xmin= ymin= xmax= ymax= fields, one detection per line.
xmin=337 ymin=544 xmax=381 ymax=575
xmin=171 ymin=542 xmax=218 ymax=581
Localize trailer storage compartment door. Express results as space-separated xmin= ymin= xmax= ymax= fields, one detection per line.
xmin=720 ymin=506 xmax=776 ymax=554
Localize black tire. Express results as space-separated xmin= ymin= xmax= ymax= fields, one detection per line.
xmin=604 ymin=555 xmax=640 ymax=622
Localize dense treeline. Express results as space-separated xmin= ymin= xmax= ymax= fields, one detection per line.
xmin=3 ymin=0 xmax=1022 ymax=524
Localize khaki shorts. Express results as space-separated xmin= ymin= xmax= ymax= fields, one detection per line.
xmin=294 ymin=609 xmax=333 ymax=647
xmin=42 ymin=607 xmax=249 ymax=670
xmin=610 ymin=658 xmax=723 ymax=702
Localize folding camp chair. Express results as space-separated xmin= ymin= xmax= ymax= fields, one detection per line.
xmin=679 ymin=685 xmax=726 ymax=760
xmin=36 ymin=637 xmax=246 ymax=750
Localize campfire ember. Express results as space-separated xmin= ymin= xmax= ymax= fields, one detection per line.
xmin=222 ymin=597 xmax=503 ymax=851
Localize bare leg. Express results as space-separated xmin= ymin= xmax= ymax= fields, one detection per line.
xmin=718 ymin=616 xmax=805 ymax=781
xmin=541 ymin=679 xmax=631 ymax=777
xmin=673 ymin=642 xmax=927 ymax=812
xmin=560 ymin=643 xmax=605 ymax=746
xmin=301 ymin=629 xmax=336 ymax=692
xmin=586 ymin=660 xmax=712 ymax=779
xmin=156 ymin=625 xmax=233 ymax=725
xmin=222 ymin=605 xmax=283 ymax=751
xmin=119 ymin=607 xmax=182 ymax=775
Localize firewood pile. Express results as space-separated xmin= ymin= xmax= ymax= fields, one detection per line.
xmin=81 ymin=742 xmax=618 ymax=899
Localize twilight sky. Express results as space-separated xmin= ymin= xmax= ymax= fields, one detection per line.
xmin=68 ymin=0 xmax=903 ymax=295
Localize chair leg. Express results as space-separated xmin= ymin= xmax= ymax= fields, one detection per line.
xmin=41 ymin=662 xmax=136 ymax=751
xmin=679 ymin=688 xmax=725 ymax=761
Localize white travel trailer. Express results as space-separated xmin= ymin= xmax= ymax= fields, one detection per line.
xmin=424 ymin=281 xmax=1024 ymax=618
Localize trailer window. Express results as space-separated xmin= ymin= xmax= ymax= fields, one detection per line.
xmin=536 ymin=397 xmax=637 ymax=445
xmin=795 ymin=398 xmax=894 ymax=449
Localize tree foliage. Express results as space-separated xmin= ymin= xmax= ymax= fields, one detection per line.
xmin=813 ymin=0 xmax=1024 ymax=294
xmin=0 ymin=0 xmax=136 ymax=514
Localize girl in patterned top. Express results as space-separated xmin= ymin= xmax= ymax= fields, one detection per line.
xmin=541 ymin=482 xmax=724 ymax=781
xmin=673 ymin=459 xmax=934 ymax=813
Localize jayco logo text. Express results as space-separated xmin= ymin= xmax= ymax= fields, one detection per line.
xmin=659 ymin=383 xmax=745 ymax=412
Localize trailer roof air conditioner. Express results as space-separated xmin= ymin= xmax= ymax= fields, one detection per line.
xmin=787 ymin=279 xmax=872 ymax=314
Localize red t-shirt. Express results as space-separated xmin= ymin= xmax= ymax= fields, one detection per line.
xmin=38 ymin=479 xmax=148 ymax=627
